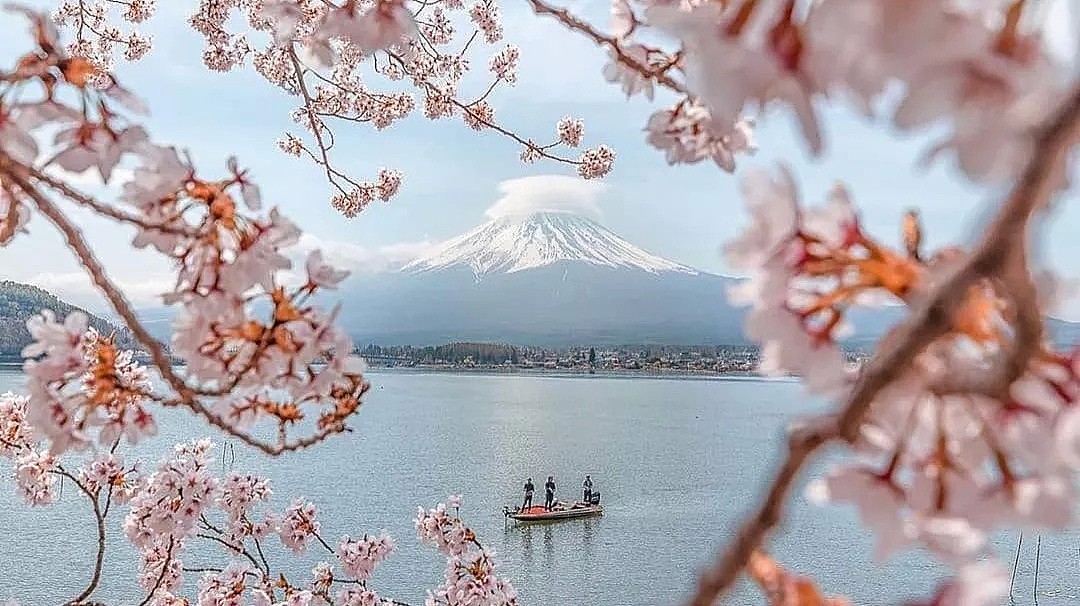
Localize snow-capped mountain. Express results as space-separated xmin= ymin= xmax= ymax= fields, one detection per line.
xmin=403 ymin=212 xmax=697 ymax=278
xmin=126 ymin=207 xmax=1080 ymax=347
xmin=336 ymin=210 xmax=747 ymax=345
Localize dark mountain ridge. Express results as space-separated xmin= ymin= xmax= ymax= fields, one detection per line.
xmin=0 ymin=280 xmax=137 ymax=358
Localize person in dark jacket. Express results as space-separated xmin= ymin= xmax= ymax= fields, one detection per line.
xmin=522 ymin=478 xmax=534 ymax=511
xmin=544 ymin=476 xmax=556 ymax=510
xmin=583 ymin=475 xmax=593 ymax=502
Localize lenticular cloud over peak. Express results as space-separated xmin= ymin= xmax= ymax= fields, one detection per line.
xmin=483 ymin=174 xmax=609 ymax=221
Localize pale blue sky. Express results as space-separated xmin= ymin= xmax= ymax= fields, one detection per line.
xmin=2 ymin=1 xmax=1080 ymax=317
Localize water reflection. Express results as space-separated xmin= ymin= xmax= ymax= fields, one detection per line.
xmin=516 ymin=524 xmax=534 ymax=565
xmin=543 ymin=525 xmax=554 ymax=569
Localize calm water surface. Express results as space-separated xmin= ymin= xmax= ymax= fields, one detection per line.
xmin=0 ymin=367 xmax=1075 ymax=605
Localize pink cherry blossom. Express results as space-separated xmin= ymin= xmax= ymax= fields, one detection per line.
xmin=79 ymin=452 xmax=139 ymax=500
xmin=336 ymin=587 xmax=385 ymax=606
xmin=337 ymin=531 xmax=395 ymax=581
xmin=489 ymin=46 xmax=519 ymax=85
xmin=0 ymin=104 xmax=41 ymax=164
xmin=14 ymin=449 xmax=56 ymax=506
xmin=320 ymin=0 xmax=417 ymax=52
xmin=910 ymin=561 xmax=1009 ymax=606
xmin=125 ymin=438 xmax=218 ymax=551
xmin=469 ymin=2 xmax=503 ymax=44
xmin=278 ymin=498 xmax=320 ymax=554
xmin=723 ymin=165 xmax=799 ymax=272
xmin=577 ymin=145 xmax=616 ymax=179
xmin=196 ymin=562 xmax=252 ymax=606
xmin=0 ymin=393 xmax=34 ymax=457
xmin=416 ymin=502 xmax=471 ymax=557
xmin=648 ymin=1 xmax=824 ymax=154
xmin=305 ymin=250 xmax=350 ymax=290
xmin=556 ymin=117 xmax=583 ymax=148
xmin=52 ymin=123 xmax=149 ymax=183
xmin=601 ymin=45 xmax=655 ymax=100
xmin=227 ymin=157 xmax=262 ymax=211
xmin=646 ymin=102 xmax=756 ymax=172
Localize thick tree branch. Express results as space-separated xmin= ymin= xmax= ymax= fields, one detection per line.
xmin=689 ymin=82 xmax=1080 ymax=606
xmin=0 ymin=156 xmax=344 ymax=456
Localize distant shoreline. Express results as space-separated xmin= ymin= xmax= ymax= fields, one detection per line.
xmin=363 ymin=365 xmax=776 ymax=382
xmin=0 ymin=359 xmax=785 ymax=382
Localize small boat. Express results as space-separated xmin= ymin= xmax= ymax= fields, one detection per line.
xmin=503 ymin=501 xmax=603 ymax=522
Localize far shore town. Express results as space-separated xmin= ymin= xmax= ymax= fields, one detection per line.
xmin=355 ymin=343 xmax=873 ymax=376
xmin=2 ymin=342 xmax=872 ymax=377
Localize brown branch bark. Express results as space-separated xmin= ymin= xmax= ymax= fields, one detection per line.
xmin=27 ymin=164 xmax=198 ymax=237
xmin=52 ymin=467 xmax=106 ymax=606
xmin=0 ymin=159 xmax=195 ymax=400
xmin=688 ymin=83 xmax=1080 ymax=606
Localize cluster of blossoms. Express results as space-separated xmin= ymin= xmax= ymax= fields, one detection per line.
xmin=522 ymin=0 xmax=1080 ymax=602
xmin=541 ymin=0 xmax=760 ymax=172
xmin=44 ymin=0 xmax=615 ymax=217
xmin=0 ymin=7 xmax=375 ymax=455
xmin=0 ymin=411 xmax=506 ymax=606
xmin=584 ymin=0 xmax=1068 ymax=185
xmin=23 ymin=313 xmax=155 ymax=453
xmin=50 ymin=0 xmax=156 ymax=81
xmin=725 ymin=163 xmax=1080 ymax=603
xmin=337 ymin=531 xmax=396 ymax=581
xmin=416 ymin=498 xmax=518 ymax=605
xmin=122 ymin=145 xmax=375 ymax=450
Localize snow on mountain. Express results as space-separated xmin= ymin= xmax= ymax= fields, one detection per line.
xmin=402 ymin=211 xmax=698 ymax=278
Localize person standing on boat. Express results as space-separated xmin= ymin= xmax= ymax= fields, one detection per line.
xmin=583 ymin=475 xmax=593 ymax=502
xmin=545 ymin=475 xmax=556 ymax=510
xmin=521 ymin=478 xmax=535 ymax=511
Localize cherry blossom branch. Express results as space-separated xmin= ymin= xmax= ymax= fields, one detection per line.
xmin=524 ymin=0 xmax=688 ymax=95
xmin=52 ymin=466 xmax=106 ymax=605
xmin=0 ymin=158 xmax=194 ymax=400
xmin=689 ymin=81 xmax=1080 ymax=606
xmin=382 ymin=51 xmax=580 ymax=165
xmin=196 ymin=532 xmax=265 ymax=572
xmin=287 ymin=48 xmax=360 ymax=198
xmin=135 ymin=537 xmax=174 ymax=606
xmin=2 ymin=153 xmax=358 ymax=457
xmin=28 ymin=164 xmax=198 ymax=237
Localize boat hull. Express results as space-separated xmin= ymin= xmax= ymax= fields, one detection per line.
xmin=505 ymin=504 xmax=603 ymax=522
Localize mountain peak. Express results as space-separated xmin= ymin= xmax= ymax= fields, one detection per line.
xmin=402 ymin=211 xmax=698 ymax=278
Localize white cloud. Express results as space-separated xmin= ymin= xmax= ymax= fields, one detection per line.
xmin=291 ymin=233 xmax=436 ymax=274
xmin=13 ymin=271 xmax=173 ymax=311
xmin=483 ymin=174 xmax=610 ymax=220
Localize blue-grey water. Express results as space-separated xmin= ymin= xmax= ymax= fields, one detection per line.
xmin=0 ymin=366 xmax=1075 ymax=605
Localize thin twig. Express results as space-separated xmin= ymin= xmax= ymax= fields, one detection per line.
xmin=525 ymin=0 xmax=688 ymax=95
xmin=688 ymin=82 xmax=1080 ymax=606
xmin=196 ymin=532 xmax=264 ymax=572
xmin=52 ymin=466 xmax=106 ymax=606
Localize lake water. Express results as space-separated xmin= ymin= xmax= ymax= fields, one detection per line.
xmin=0 ymin=366 xmax=1076 ymax=605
